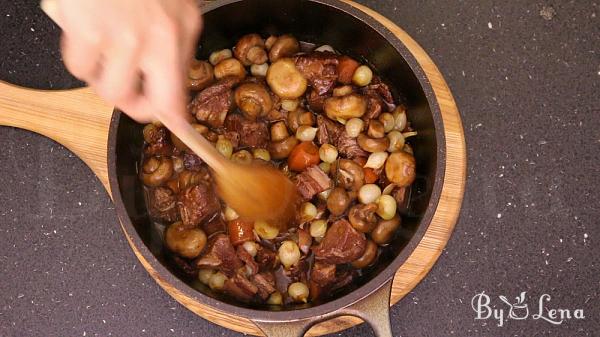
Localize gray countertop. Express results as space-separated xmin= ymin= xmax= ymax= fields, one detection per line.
xmin=1 ymin=0 xmax=598 ymax=336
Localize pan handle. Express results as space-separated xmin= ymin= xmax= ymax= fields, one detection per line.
xmin=0 ymin=81 xmax=114 ymax=193
xmin=253 ymin=279 xmax=393 ymax=337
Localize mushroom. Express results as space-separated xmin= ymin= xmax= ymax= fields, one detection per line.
xmin=348 ymin=203 xmax=378 ymax=233
xmin=357 ymin=133 xmax=390 ymax=153
xmin=367 ymin=120 xmax=385 ymax=139
xmin=268 ymin=35 xmax=300 ymax=62
xmin=335 ymin=159 xmax=365 ymax=191
xmin=385 ymin=151 xmax=416 ymax=187
xmin=209 ymin=48 xmax=233 ymax=66
xmin=371 ymin=214 xmax=401 ymax=245
xmin=214 ymin=58 xmax=246 ymax=80
xmin=187 ymin=59 xmax=214 ymax=91
xmin=324 ymin=94 xmax=368 ymax=120
xmin=326 ymin=187 xmax=351 ymax=216
xmin=287 ymin=108 xmax=315 ymax=132
xmin=333 ymin=85 xmax=354 ymax=97
xmin=234 ymin=33 xmax=268 ymax=66
xmin=141 ymin=157 xmax=174 ymax=187
xmin=269 ymin=136 xmax=299 ymax=160
xmin=234 ymin=82 xmax=273 ymax=120
xmin=266 ymin=58 xmax=308 ymax=99
xmin=165 ymin=221 xmax=207 ymax=259
xmin=351 ymin=239 xmax=378 ymax=268
xmin=270 ymin=121 xmax=290 ymax=142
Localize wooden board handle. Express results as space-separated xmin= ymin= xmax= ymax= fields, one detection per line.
xmin=0 ymin=81 xmax=115 ymax=194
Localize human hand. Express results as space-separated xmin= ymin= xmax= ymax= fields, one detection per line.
xmin=42 ymin=0 xmax=202 ymax=123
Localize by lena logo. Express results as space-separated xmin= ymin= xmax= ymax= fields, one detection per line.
xmin=471 ymin=291 xmax=585 ymax=327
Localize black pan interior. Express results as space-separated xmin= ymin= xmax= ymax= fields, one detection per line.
xmin=113 ymin=0 xmax=439 ymax=311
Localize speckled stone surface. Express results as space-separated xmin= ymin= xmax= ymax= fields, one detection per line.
xmin=1 ymin=1 xmax=599 ymax=336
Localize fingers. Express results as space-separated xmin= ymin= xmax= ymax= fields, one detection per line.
xmin=92 ymin=33 xmax=142 ymax=105
xmin=140 ymin=20 xmax=189 ymax=121
xmin=60 ymin=34 xmax=102 ymax=81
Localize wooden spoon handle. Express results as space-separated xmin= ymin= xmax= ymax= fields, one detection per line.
xmin=0 ymin=81 xmax=114 ymax=193
xmin=152 ymin=109 xmax=227 ymax=172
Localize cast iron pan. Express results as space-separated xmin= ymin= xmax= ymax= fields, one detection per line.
xmin=110 ymin=1 xmax=444 ymax=336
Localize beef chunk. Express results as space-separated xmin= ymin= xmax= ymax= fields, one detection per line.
xmin=294 ymin=52 xmax=339 ymax=95
xmin=307 ymin=89 xmax=329 ymax=113
xmin=361 ymin=76 xmax=395 ymax=112
xmin=294 ymin=165 xmax=332 ymax=200
xmin=252 ymin=272 xmax=276 ymax=300
xmin=313 ymin=219 xmax=366 ymax=264
xmin=237 ymin=245 xmax=258 ymax=275
xmin=316 ymin=116 xmax=365 ymax=158
xmin=143 ymin=126 xmax=173 ymax=156
xmin=337 ymin=131 xmax=368 ymax=159
xmin=393 ymin=186 xmax=410 ymax=214
xmin=224 ymin=114 xmax=269 ymax=148
xmin=264 ymin=106 xmax=287 ymax=123
xmin=364 ymin=76 xmax=394 ymax=105
xmin=223 ymin=273 xmax=258 ymax=302
xmin=183 ymin=152 xmax=204 ymax=171
xmin=363 ymin=94 xmax=383 ymax=120
xmin=195 ymin=234 xmax=243 ymax=276
xmin=169 ymin=254 xmax=198 ymax=278
xmin=256 ymin=246 xmax=279 ymax=272
xmin=147 ymin=187 xmax=179 ymax=222
xmin=310 ymin=262 xmax=336 ymax=286
xmin=190 ymin=77 xmax=240 ymax=127
xmin=309 ymin=267 xmax=355 ymax=301
xmin=202 ymin=214 xmax=226 ymax=236
xmin=177 ymin=183 xmax=220 ymax=228
xmin=316 ymin=115 xmax=343 ymax=145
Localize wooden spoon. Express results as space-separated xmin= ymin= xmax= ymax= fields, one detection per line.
xmin=156 ymin=111 xmax=298 ymax=228
xmin=41 ymin=0 xmax=299 ymax=228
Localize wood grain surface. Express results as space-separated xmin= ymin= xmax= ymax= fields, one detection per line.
xmin=0 ymin=1 xmax=466 ymax=335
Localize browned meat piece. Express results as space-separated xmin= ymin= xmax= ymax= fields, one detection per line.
xmin=310 ymin=262 xmax=336 ymax=286
xmin=363 ymin=94 xmax=383 ymax=120
xmin=264 ymin=108 xmax=288 ymax=123
xmin=297 ymin=228 xmax=312 ymax=254
xmin=294 ymin=52 xmax=339 ymax=95
xmin=294 ymin=165 xmax=332 ymax=200
xmin=202 ymin=214 xmax=226 ymax=236
xmin=306 ymin=89 xmax=328 ymax=113
xmin=178 ymin=183 xmax=220 ymax=228
xmin=143 ymin=126 xmax=173 ymax=156
xmin=393 ymin=186 xmax=411 ymax=214
xmin=252 ymin=272 xmax=276 ymax=299
xmin=182 ymin=152 xmax=204 ymax=171
xmin=223 ymin=273 xmax=258 ymax=302
xmin=316 ymin=115 xmax=366 ymax=158
xmin=190 ymin=76 xmax=240 ymax=127
xmin=364 ymin=76 xmax=394 ymax=105
xmin=147 ymin=187 xmax=179 ymax=222
xmin=316 ymin=115 xmax=342 ymax=145
xmin=337 ymin=131 xmax=368 ymax=159
xmin=256 ymin=246 xmax=279 ymax=272
xmin=309 ymin=268 xmax=355 ymax=301
xmin=169 ymin=254 xmax=198 ymax=278
xmin=284 ymin=258 xmax=309 ymax=283
xmin=195 ymin=234 xmax=243 ymax=276
xmin=313 ymin=219 xmax=366 ymax=264
xmin=237 ymin=245 xmax=258 ymax=275
xmin=224 ymin=114 xmax=269 ymax=149
xmin=273 ymin=260 xmax=309 ymax=295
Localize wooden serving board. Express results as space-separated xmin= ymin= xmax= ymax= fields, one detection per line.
xmin=0 ymin=1 xmax=466 ymax=335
